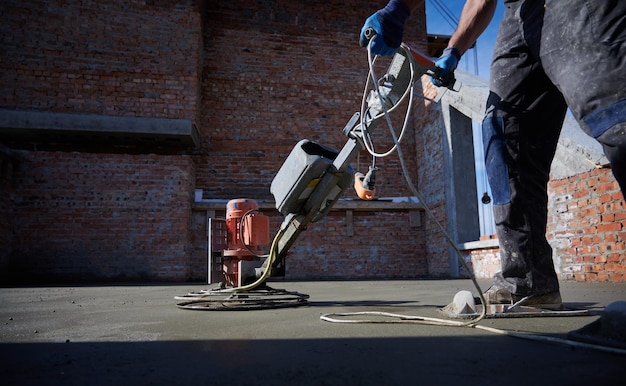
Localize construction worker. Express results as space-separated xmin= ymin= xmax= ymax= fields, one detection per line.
xmin=361 ymin=0 xmax=626 ymax=307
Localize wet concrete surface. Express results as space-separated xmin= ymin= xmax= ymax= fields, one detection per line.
xmin=1 ymin=279 xmax=624 ymax=385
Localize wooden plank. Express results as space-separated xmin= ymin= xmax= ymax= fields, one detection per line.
xmin=193 ymin=198 xmax=424 ymax=212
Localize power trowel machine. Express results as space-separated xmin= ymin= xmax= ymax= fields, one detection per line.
xmin=173 ymin=34 xmax=606 ymax=355
xmin=175 ymin=41 xmax=453 ymax=310
xmin=175 ymin=35 xmax=591 ymax=321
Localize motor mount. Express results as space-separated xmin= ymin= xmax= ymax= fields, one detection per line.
xmin=222 ymin=198 xmax=270 ymax=287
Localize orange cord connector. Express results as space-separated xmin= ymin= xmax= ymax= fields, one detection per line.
xmin=354 ymin=167 xmax=377 ymax=201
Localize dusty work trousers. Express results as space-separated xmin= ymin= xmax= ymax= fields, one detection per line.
xmin=483 ymin=0 xmax=626 ymax=296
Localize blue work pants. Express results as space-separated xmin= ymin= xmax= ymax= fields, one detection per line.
xmin=483 ymin=0 xmax=626 ymax=295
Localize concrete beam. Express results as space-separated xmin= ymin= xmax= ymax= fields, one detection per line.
xmin=441 ymin=71 xmax=489 ymax=122
xmin=550 ymin=114 xmax=609 ymax=179
xmin=192 ymin=198 xmax=425 ymax=212
xmin=0 ymin=109 xmax=200 ymax=149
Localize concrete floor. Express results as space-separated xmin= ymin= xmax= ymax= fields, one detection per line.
xmin=1 ymin=279 xmax=625 ymax=385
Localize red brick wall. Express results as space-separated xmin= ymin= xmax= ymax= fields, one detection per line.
xmin=284 ymin=211 xmax=428 ymax=280
xmin=191 ymin=0 xmax=432 ymax=280
xmin=548 ymin=167 xmax=625 ymax=282
xmin=1 ymin=0 xmax=202 ymax=282
xmin=196 ymin=0 xmax=427 ymax=199
xmin=0 ymin=0 xmax=202 ymax=120
xmin=10 ymin=151 xmax=195 ymax=282
xmin=463 ymin=168 xmax=626 ymax=283
xmin=463 ymin=247 xmax=500 ymax=280
xmin=4 ymin=0 xmax=622 ymax=284
xmin=3 ymin=0 xmax=623 ymax=283
xmin=1 ymin=0 xmax=436 ymax=282
xmin=0 ymin=152 xmax=17 ymax=282
xmin=411 ymin=79 xmax=451 ymax=277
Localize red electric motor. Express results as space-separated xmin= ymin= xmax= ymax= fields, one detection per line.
xmin=222 ymin=199 xmax=270 ymax=287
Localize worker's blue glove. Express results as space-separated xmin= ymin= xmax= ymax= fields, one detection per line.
xmin=431 ymin=47 xmax=461 ymax=87
xmin=359 ymin=0 xmax=410 ymax=56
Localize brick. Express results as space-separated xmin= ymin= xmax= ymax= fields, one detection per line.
xmin=597 ymin=223 xmax=622 ymax=233
xmin=547 ymin=168 xmax=626 ymax=283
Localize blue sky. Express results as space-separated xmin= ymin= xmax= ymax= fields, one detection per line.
xmin=425 ymin=0 xmax=505 ymax=79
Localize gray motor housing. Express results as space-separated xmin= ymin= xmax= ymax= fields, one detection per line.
xmin=271 ymin=139 xmax=353 ymax=221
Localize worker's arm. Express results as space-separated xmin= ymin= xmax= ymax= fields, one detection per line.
xmin=448 ymin=0 xmax=497 ymax=55
xmin=431 ymin=0 xmax=496 ymax=87
xmin=401 ymin=0 xmax=423 ymax=11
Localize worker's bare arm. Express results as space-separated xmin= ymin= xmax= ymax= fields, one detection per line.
xmin=448 ymin=0 xmax=497 ymax=55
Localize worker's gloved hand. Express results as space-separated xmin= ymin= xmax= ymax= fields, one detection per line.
xmin=359 ymin=0 xmax=410 ymax=56
xmin=431 ymin=47 xmax=461 ymax=87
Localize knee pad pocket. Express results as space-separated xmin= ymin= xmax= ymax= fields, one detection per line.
xmin=583 ymin=98 xmax=626 ymax=138
xmin=482 ymin=115 xmax=511 ymax=205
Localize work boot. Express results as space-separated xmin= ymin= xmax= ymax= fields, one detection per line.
xmin=480 ymin=286 xmax=563 ymax=309
xmin=512 ymin=291 xmax=563 ymax=309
